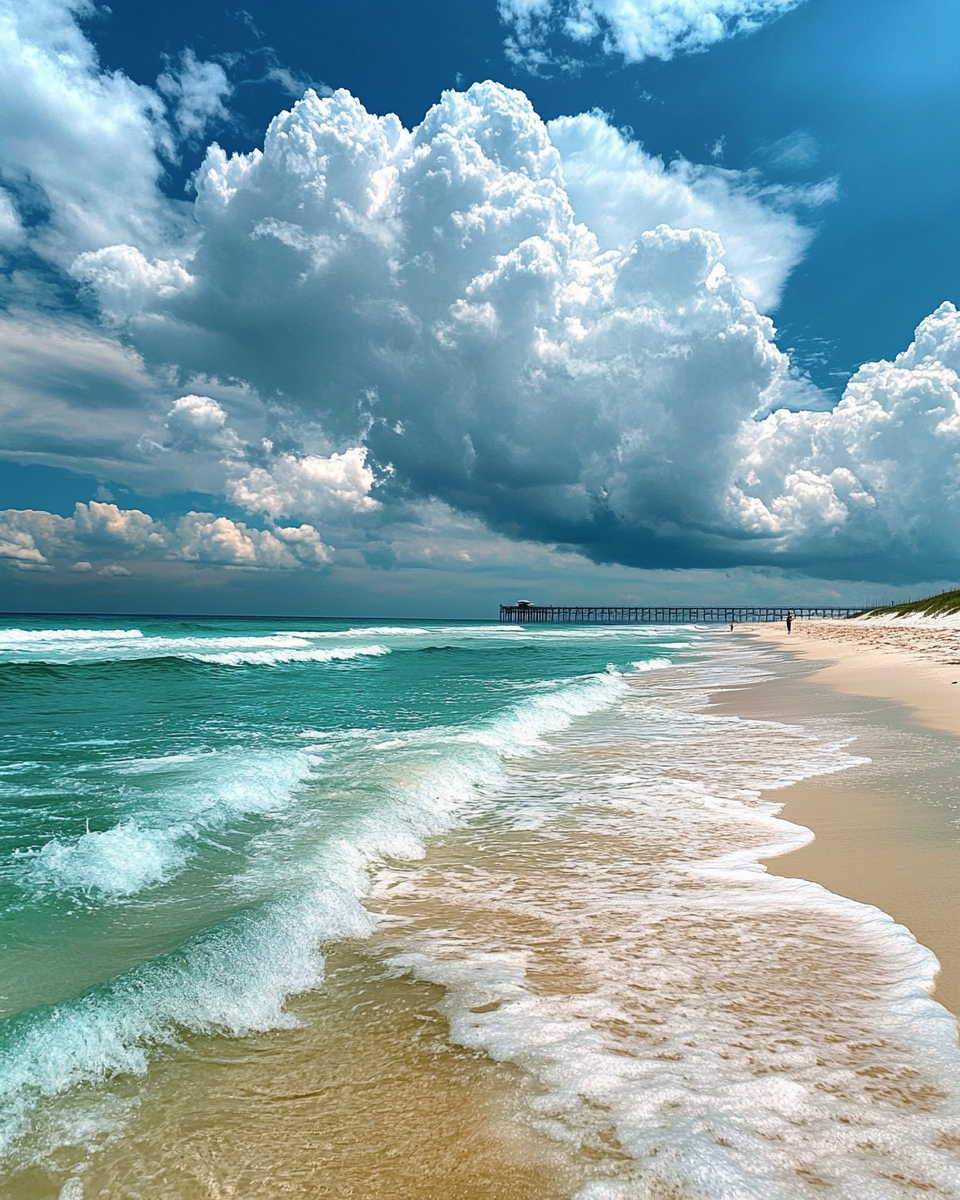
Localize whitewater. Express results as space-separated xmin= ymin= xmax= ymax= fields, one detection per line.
xmin=1 ymin=615 xmax=959 ymax=1199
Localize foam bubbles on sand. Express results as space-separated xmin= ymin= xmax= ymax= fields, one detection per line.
xmin=368 ymin=649 xmax=960 ymax=1197
xmin=0 ymin=667 xmax=630 ymax=1159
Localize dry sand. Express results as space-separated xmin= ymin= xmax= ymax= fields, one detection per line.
xmin=753 ymin=618 xmax=960 ymax=738
xmin=728 ymin=619 xmax=960 ymax=1016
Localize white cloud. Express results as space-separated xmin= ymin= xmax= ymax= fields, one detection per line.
xmin=75 ymin=246 xmax=194 ymax=324
xmin=548 ymin=111 xmax=822 ymax=310
xmin=174 ymin=511 xmax=330 ymax=567
xmin=0 ymin=502 xmax=331 ymax=572
xmin=0 ymin=0 xmax=186 ymax=265
xmin=157 ymin=49 xmax=232 ymax=140
xmin=0 ymin=510 xmax=71 ymax=570
xmin=0 ymin=312 xmax=163 ymax=474
xmin=73 ymin=500 xmax=166 ymax=548
xmin=0 ymin=521 xmax=51 ymax=566
xmin=75 ymin=83 xmax=793 ymax=572
xmin=163 ymin=394 xmax=242 ymax=455
xmin=268 ymin=521 xmax=333 ymax=565
xmin=499 ymin=0 xmax=804 ymax=67
xmin=3 ymin=5 xmax=952 ymax=591
xmin=729 ymin=302 xmax=960 ymax=575
xmin=761 ymin=129 xmax=820 ymax=170
xmin=265 ymin=64 xmax=331 ymax=100
xmin=0 ymin=186 xmax=22 ymax=246
xmin=0 ymin=316 xmax=260 ymax=499
xmin=228 ymin=447 xmax=379 ymax=521
xmin=154 ymin=396 xmax=378 ymax=532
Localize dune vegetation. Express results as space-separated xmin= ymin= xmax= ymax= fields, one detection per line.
xmin=865 ymin=589 xmax=960 ymax=618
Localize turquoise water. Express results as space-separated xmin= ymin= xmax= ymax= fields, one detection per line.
xmin=0 ymin=618 xmax=671 ymax=1160
xmin=4 ymin=617 xmax=960 ymax=1198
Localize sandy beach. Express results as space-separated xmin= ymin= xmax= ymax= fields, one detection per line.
xmin=733 ymin=619 xmax=960 ymax=1016
xmin=754 ymin=617 xmax=960 ymax=737
xmin=8 ymin=619 xmax=960 ymax=1198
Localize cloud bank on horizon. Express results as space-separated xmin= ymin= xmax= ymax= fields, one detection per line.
xmin=1 ymin=500 xmax=331 ymax=574
xmin=1 ymin=0 xmax=958 ymax=589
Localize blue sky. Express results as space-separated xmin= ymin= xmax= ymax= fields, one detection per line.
xmin=2 ymin=0 xmax=960 ymax=615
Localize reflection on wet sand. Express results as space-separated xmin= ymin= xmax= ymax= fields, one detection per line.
xmin=12 ymin=947 xmax=574 ymax=1200
xmin=12 ymin=644 xmax=960 ymax=1199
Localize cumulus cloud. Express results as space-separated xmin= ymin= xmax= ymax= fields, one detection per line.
xmin=0 ymin=0 xmax=835 ymax=584
xmin=0 ymin=509 xmax=69 ymax=569
xmin=548 ymin=112 xmax=828 ymax=310
xmin=2 ymin=13 xmax=949 ymax=592
xmin=0 ymin=523 xmax=52 ymax=568
xmin=0 ymin=502 xmax=331 ymax=572
xmin=72 ymin=499 xmax=166 ymax=549
xmin=499 ymin=0 xmax=804 ymax=67
xmin=162 ymin=394 xmax=243 ymax=455
xmin=729 ymin=302 xmax=960 ymax=577
xmin=74 ymin=83 xmax=795 ymax=571
xmin=174 ymin=511 xmax=330 ymax=567
xmin=227 ymin=447 xmax=379 ymax=521
xmin=150 ymin=394 xmax=380 ymax=530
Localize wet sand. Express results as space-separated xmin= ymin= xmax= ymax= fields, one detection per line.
xmin=9 ymin=945 xmax=574 ymax=1200
xmin=13 ymin=630 xmax=960 ymax=1198
xmin=723 ymin=622 xmax=960 ymax=1016
xmin=753 ymin=618 xmax=960 ymax=738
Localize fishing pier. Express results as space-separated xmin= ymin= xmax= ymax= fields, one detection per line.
xmin=499 ymin=604 xmax=862 ymax=624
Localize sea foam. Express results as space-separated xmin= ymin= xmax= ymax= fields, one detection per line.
xmin=14 ymin=744 xmax=320 ymax=901
xmin=0 ymin=663 xmax=629 ymax=1158
xmin=15 ymin=623 xmax=956 ymax=1196
xmin=0 ymin=627 xmax=391 ymax=667
xmin=18 ymin=823 xmax=187 ymax=898
xmin=370 ymin=647 xmax=960 ymax=1198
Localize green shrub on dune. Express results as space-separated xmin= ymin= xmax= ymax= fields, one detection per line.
xmin=865 ymin=589 xmax=960 ymax=618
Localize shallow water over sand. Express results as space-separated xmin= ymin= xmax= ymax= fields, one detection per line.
xmin=3 ymin=621 xmax=960 ymax=1198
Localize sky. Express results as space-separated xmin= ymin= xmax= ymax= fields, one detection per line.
xmin=2 ymin=0 xmax=959 ymax=617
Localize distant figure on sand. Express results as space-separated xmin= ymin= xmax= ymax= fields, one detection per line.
xmin=786 ymin=611 xmax=794 ymax=633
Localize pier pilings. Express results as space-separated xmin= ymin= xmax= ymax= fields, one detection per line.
xmin=498 ymin=605 xmax=861 ymax=624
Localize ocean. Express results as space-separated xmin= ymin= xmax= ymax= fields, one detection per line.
xmin=1 ymin=616 xmax=959 ymax=1199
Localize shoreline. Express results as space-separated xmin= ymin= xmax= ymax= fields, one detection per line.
xmin=8 ymin=620 xmax=960 ymax=1197
xmin=719 ymin=622 xmax=960 ymax=1017
xmin=751 ymin=619 xmax=960 ymax=738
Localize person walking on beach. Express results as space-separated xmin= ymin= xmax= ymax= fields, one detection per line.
xmin=786 ymin=611 xmax=794 ymax=633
